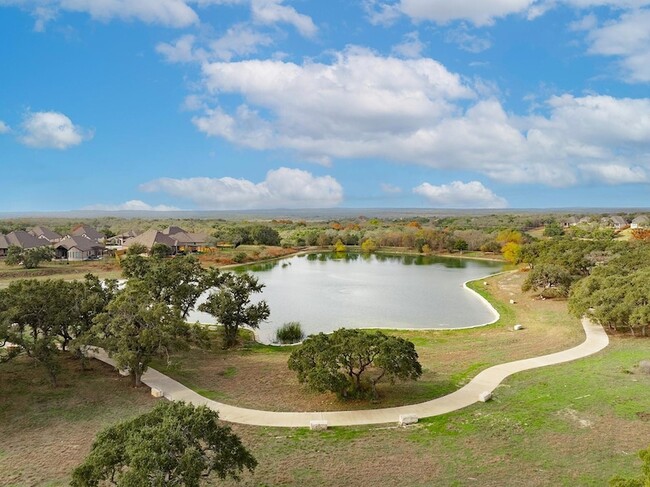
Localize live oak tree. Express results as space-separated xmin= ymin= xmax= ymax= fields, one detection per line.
xmin=91 ymin=280 xmax=208 ymax=387
xmin=121 ymin=255 xmax=223 ymax=319
xmin=288 ymin=328 xmax=423 ymax=400
xmin=143 ymin=256 xmax=223 ymax=319
xmin=198 ymin=272 xmax=269 ymax=349
xmin=0 ymin=277 xmax=115 ymax=385
xmin=5 ymin=245 xmax=54 ymax=269
xmin=521 ymin=263 xmax=574 ymax=298
xmin=149 ymin=242 xmax=171 ymax=258
xmin=71 ymin=401 xmax=257 ymax=487
xmin=568 ymin=245 xmax=650 ymax=336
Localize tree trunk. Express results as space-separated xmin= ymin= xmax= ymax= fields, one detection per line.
xmin=48 ymin=368 xmax=58 ymax=387
xmin=224 ymin=325 xmax=238 ymax=349
xmin=132 ymin=370 xmax=142 ymax=387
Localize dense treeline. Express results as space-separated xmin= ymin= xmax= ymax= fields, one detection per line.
xmin=517 ymin=234 xmax=650 ymax=336
xmin=0 ymin=275 xmax=116 ymax=385
xmin=519 ymin=239 xmax=628 ymax=298
xmin=569 ymin=245 xmax=650 ymax=336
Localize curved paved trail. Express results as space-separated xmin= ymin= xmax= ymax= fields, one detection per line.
xmin=89 ymin=317 xmax=608 ymax=428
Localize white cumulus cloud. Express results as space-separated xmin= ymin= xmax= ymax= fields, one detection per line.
xmin=19 ymin=111 xmax=92 ymax=149
xmin=157 ymin=25 xmax=274 ymax=64
xmin=413 ymin=181 xmax=508 ymax=208
xmin=578 ymin=164 xmax=648 ymax=184
xmin=189 ymin=48 xmax=650 ymax=187
xmin=84 ymin=200 xmax=181 ymax=211
xmin=195 ymin=47 xmax=474 ymax=148
xmin=366 ymin=0 xmax=650 ymax=27
xmin=389 ymin=0 xmax=535 ymax=26
xmin=251 ymin=0 xmax=317 ymax=37
xmin=0 ymin=120 xmax=9 ymax=134
xmin=0 ymin=0 xmax=199 ymax=29
xmin=140 ymin=167 xmax=343 ymax=209
xmin=585 ymin=8 xmax=650 ymax=83
xmin=391 ymin=31 xmax=425 ymax=58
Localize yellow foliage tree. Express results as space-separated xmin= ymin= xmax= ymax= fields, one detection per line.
xmin=496 ymin=229 xmax=523 ymax=245
xmin=361 ymin=238 xmax=378 ymax=253
xmin=334 ymin=239 xmax=347 ymax=252
xmin=502 ymin=242 xmax=522 ymax=263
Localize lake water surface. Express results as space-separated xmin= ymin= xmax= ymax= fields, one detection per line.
xmin=188 ymin=252 xmax=504 ymax=343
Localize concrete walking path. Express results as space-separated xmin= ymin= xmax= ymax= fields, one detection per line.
xmin=89 ymin=317 xmax=608 ymax=428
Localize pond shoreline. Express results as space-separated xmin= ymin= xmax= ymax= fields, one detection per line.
xmin=254 ymin=270 xmax=510 ymax=346
xmin=203 ymin=252 xmax=506 ymax=345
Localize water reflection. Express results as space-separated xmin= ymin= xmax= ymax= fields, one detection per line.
xmin=243 ymin=252 xmax=486 ymax=271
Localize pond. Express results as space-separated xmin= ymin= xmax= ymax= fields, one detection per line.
xmin=188 ymin=252 xmax=504 ymax=344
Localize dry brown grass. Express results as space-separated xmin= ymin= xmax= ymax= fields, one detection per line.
xmin=0 ymin=260 xmax=122 ymax=284
xmin=0 ymin=355 xmax=156 ymax=486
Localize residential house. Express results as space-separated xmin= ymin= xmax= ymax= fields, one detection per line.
xmin=610 ymin=216 xmax=628 ymax=230
xmin=70 ymin=224 xmax=104 ymax=243
xmin=631 ymin=215 xmax=649 ymax=229
xmin=5 ymin=230 xmax=50 ymax=249
xmin=125 ymin=229 xmax=179 ymax=254
xmin=29 ymin=226 xmax=62 ymax=243
xmin=55 ymin=236 xmax=105 ymax=261
xmin=107 ymin=230 xmax=137 ymax=247
xmin=562 ymin=216 xmax=579 ymax=228
xmin=0 ymin=234 xmax=8 ymax=257
xmin=578 ymin=217 xmax=592 ymax=225
xmin=0 ymin=230 xmax=50 ymax=257
xmin=161 ymin=226 xmax=210 ymax=253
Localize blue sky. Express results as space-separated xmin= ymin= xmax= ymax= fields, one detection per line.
xmin=1 ymin=0 xmax=649 ymax=211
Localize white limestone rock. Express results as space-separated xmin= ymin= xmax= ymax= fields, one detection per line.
xmin=399 ymin=414 xmax=418 ymax=426
xmin=479 ymin=391 xmax=492 ymax=402
xmin=310 ymin=420 xmax=328 ymax=431
xmin=151 ymin=387 xmax=164 ymax=398
xmin=639 ymin=360 xmax=650 ymax=375
xmin=514 ymin=324 xmax=524 ymax=331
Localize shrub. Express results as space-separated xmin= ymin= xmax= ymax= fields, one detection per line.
xmin=276 ymin=322 xmax=305 ymax=344
xmin=232 ymin=252 xmax=247 ymax=263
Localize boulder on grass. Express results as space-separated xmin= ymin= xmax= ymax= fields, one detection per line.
xmin=479 ymin=391 xmax=492 ymax=402
xmin=399 ymin=414 xmax=418 ymax=426
xmin=639 ymin=361 xmax=650 ymax=375
xmin=310 ymin=420 xmax=328 ymax=431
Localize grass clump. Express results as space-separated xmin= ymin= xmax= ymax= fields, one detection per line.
xmin=275 ymin=322 xmax=305 ymax=344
